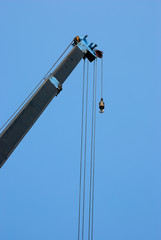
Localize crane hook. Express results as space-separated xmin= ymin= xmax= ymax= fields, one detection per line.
xmin=99 ymin=98 xmax=105 ymax=113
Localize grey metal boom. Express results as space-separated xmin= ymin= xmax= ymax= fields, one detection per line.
xmin=0 ymin=36 xmax=98 ymax=168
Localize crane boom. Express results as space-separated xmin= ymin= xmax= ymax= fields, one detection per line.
xmin=0 ymin=36 xmax=98 ymax=168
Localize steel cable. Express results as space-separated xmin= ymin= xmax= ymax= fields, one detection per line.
xmin=81 ymin=60 xmax=89 ymax=240
xmin=101 ymin=57 xmax=103 ymax=98
xmin=88 ymin=60 xmax=96 ymax=240
xmin=78 ymin=59 xmax=86 ymax=240
xmin=91 ymin=59 xmax=97 ymax=240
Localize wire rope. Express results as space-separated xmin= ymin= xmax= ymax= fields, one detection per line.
xmin=88 ymin=60 xmax=96 ymax=240
xmin=91 ymin=59 xmax=97 ymax=240
xmin=0 ymin=40 xmax=73 ymax=133
xmin=78 ymin=59 xmax=86 ymax=240
xmin=81 ymin=60 xmax=89 ymax=240
xmin=101 ymin=57 xmax=103 ymax=98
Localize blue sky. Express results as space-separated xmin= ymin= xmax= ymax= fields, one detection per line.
xmin=0 ymin=0 xmax=161 ymax=239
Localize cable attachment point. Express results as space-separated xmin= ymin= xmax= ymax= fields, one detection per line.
xmin=94 ymin=49 xmax=103 ymax=58
xmin=99 ymin=98 xmax=105 ymax=113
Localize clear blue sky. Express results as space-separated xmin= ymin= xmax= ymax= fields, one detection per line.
xmin=0 ymin=0 xmax=161 ymax=239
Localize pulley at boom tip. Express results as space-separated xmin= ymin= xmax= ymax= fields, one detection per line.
xmin=73 ymin=35 xmax=103 ymax=62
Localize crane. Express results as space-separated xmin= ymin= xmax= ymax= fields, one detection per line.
xmin=0 ymin=35 xmax=103 ymax=168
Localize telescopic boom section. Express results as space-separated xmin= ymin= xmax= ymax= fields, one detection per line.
xmin=0 ymin=36 xmax=99 ymax=168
